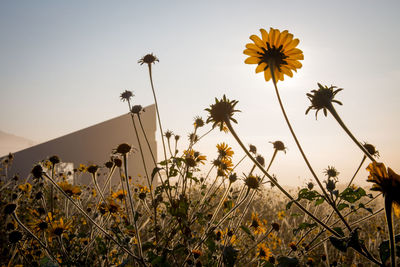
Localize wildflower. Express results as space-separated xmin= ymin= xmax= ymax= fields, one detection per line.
xmin=31 ymin=165 xmax=43 ymax=179
xmin=256 ymin=155 xmax=265 ymax=167
xmin=205 ymin=95 xmax=240 ymax=131
xmin=107 ymin=199 xmax=120 ymax=214
xmin=131 ymin=105 xmax=143 ymax=114
xmin=138 ymin=53 xmax=159 ymax=65
xmin=270 ymin=140 xmax=287 ymax=153
xmin=249 ymin=144 xmax=257 ymax=154
xmin=244 ymin=175 xmax=260 ymax=190
xmin=216 ymin=142 xmax=234 ymax=159
xmin=193 ymin=116 xmax=204 ymax=128
xmin=184 ymin=149 xmax=206 ymax=167
xmin=244 ymin=28 xmax=303 ymax=82
xmin=192 ymin=249 xmax=202 ymax=259
xmin=229 ymin=173 xmax=238 ymax=183
xmin=120 ymin=90 xmax=134 ymax=102
xmin=217 ymin=158 xmax=233 ymax=177
xmin=277 ymin=210 xmax=285 ymax=220
xmin=48 ymin=214 xmax=71 ymax=238
xmin=307 ymin=182 xmax=314 ymax=190
xmin=188 ymin=132 xmax=198 ymax=143
xmin=4 ymin=203 xmax=17 ymax=215
xmin=306 ymin=257 xmax=315 ymax=266
xmin=271 ymin=222 xmax=280 ymax=232
xmin=215 ymin=230 xmax=223 ymax=241
xmin=9 ymin=230 xmax=23 ymax=243
xmin=288 ymin=242 xmax=297 ymax=251
xmin=18 ymin=183 xmax=32 ymax=194
xmin=30 ymin=218 xmax=48 ymax=233
xmin=363 ymin=142 xmax=380 ymax=158
xmin=87 ymin=164 xmax=98 ymax=174
xmin=250 ymin=212 xmax=266 ymax=235
xmin=305 ymin=83 xmax=343 ymax=119
xmin=113 ymin=158 xmax=122 ymax=168
xmin=58 ymin=181 xmax=81 ymax=198
xmin=324 ymin=166 xmax=339 ymax=178
xmin=165 ymin=130 xmax=173 ymax=139
xmin=115 ymin=143 xmax=132 ymax=155
xmin=105 ymin=161 xmax=114 ymax=169
xmin=112 ymin=189 xmax=126 ymax=202
xmin=48 ymin=155 xmax=60 ymax=165
xmin=256 ymin=243 xmax=271 ymax=260
xmin=367 ymin=162 xmax=400 ymax=205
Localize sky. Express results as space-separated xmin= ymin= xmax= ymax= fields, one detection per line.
xmin=1 ymin=0 xmax=400 ymax=187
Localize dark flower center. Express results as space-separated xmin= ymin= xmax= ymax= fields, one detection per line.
xmin=251 ymin=220 xmax=260 ymax=228
xmin=258 ymin=43 xmax=288 ymax=71
xmin=54 ymin=227 xmax=64 ymax=236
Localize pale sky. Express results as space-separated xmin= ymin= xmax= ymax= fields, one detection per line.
xmin=1 ymin=0 xmax=399 ymax=186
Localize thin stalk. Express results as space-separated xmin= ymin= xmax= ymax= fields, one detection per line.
xmin=270 ymin=68 xmax=351 ymax=231
xmin=41 ymin=172 xmax=143 ymax=263
xmin=122 ymin=154 xmax=143 ymax=259
xmin=385 ymin=196 xmax=396 ymax=267
xmin=226 ymin=119 xmax=341 ymax=237
xmin=328 ymin=104 xmax=376 ymax=162
xmin=147 ymin=63 xmax=169 ymax=179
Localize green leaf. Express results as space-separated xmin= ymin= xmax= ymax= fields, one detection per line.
xmin=339 ymin=187 xmax=366 ymax=203
xmin=286 ymin=200 xmax=294 ymax=210
xmin=337 ymin=203 xmax=349 ymax=211
xmin=223 ymin=245 xmax=238 ymax=267
xmin=315 ymin=197 xmax=325 ymax=206
xmin=329 ymin=236 xmax=348 ymax=252
xmin=332 ymin=227 xmax=345 ymax=237
xmin=240 ymin=225 xmax=255 ymax=241
xmin=358 ymin=203 xmax=373 ymax=213
xmin=293 ymin=222 xmax=317 ymax=236
xmin=378 ymin=235 xmax=400 ymax=263
xmin=277 ymin=256 xmax=300 ymax=267
xmin=151 ymin=167 xmax=162 ymax=182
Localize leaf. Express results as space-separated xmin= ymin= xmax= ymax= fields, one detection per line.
xmin=151 ymin=167 xmax=162 ymax=182
xmin=277 ymin=256 xmax=300 ymax=267
xmin=378 ymin=235 xmax=400 ymax=263
xmin=337 ymin=203 xmax=349 ymax=211
xmin=333 ymin=227 xmax=345 ymax=237
xmin=358 ymin=203 xmax=373 ymax=214
xmin=293 ymin=222 xmax=317 ymax=235
xmin=329 ymin=236 xmax=348 ymax=252
xmin=286 ymin=200 xmax=294 ymax=210
xmin=315 ymin=198 xmax=325 ymax=206
xmin=339 ymin=187 xmax=366 ymax=203
xmin=240 ymin=225 xmax=255 ymax=241
xmin=223 ymin=245 xmax=238 ymax=267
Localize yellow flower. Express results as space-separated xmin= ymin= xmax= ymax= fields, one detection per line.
xmin=216 ymin=142 xmax=234 ymax=159
xmin=184 ymin=149 xmax=207 ymax=167
xmin=18 ymin=183 xmax=32 ymax=193
xmin=256 ymin=243 xmax=271 ymax=260
xmin=58 ymin=181 xmax=82 ymax=198
xmin=250 ymin=212 xmax=267 ymax=235
xmin=244 ymin=28 xmax=303 ymax=82
xmin=112 ymin=189 xmax=126 ymax=202
xmin=367 ymin=162 xmax=400 ymax=205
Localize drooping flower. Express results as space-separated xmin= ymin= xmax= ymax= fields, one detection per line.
xmin=244 ymin=28 xmax=303 ymax=82
xmin=366 ymin=162 xmax=400 ymax=205
xmin=305 ymin=83 xmax=343 ymax=119
xmin=205 ymin=95 xmax=240 ymax=131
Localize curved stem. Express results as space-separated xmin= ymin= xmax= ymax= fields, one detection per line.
xmin=225 ymin=119 xmax=341 ymax=237
xmin=328 ymin=104 xmax=376 ymax=162
xmin=270 ymin=69 xmax=351 ymax=231
xmin=385 ymin=196 xmax=396 ymax=267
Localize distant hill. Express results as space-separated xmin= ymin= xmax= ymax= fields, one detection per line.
xmin=0 ymin=130 xmax=36 ymax=157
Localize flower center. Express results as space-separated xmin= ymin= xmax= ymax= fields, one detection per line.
xmin=258 ymin=43 xmax=288 ymax=71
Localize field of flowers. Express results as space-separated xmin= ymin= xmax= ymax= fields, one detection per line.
xmin=1 ymin=28 xmax=399 ymax=267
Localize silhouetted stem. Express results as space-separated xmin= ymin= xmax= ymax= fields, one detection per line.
xmin=225 ymin=119 xmax=341 ymax=237
xmin=327 ymin=104 xmax=376 ymax=162
xmin=41 ymin=172 xmax=143 ymax=263
xmin=269 ymin=68 xmax=351 ymax=231
xmin=385 ymin=196 xmax=396 ymax=267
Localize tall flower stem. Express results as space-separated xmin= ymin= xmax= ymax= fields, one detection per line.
xmin=225 ymin=119 xmax=341 ymax=237
xmin=122 ymin=154 xmax=143 ymax=259
xmin=385 ymin=196 xmax=396 ymax=267
xmin=327 ymin=104 xmax=376 ymax=162
xmin=147 ymin=63 xmax=169 ymax=179
xmin=269 ymin=67 xmax=351 ymax=231
xmin=42 ymin=172 xmax=143 ymax=263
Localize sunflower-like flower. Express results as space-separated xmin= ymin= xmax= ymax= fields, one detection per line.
xmin=184 ymin=149 xmax=207 ymax=167
xmin=138 ymin=53 xmax=159 ymax=65
xmin=324 ymin=166 xmax=339 ymax=179
xmin=367 ymin=162 xmax=400 ymax=205
xmin=193 ymin=116 xmax=204 ymax=128
xmin=256 ymin=243 xmax=272 ymax=260
xmin=250 ymin=212 xmax=267 ymax=235
xmin=305 ymin=83 xmax=343 ymax=119
xmin=58 ymin=181 xmax=82 ymax=198
xmin=270 ymin=140 xmax=287 ymax=153
xmin=244 ymin=28 xmax=303 ymax=82
xmin=244 ymin=174 xmax=261 ymax=190
xmin=112 ymin=189 xmax=126 ymax=202
xmin=120 ymin=90 xmax=134 ymax=102
xmin=363 ymin=142 xmax=380 ymax=158
xmin=48 ymin=213 xmax=71 ymax=239
xmin=216 ymin=142 xmax=234 ymax=159
xmin=205 ymin=95 xmax=240 ymax=131
xmin=217 ymin=158 xmax=234 ymax=177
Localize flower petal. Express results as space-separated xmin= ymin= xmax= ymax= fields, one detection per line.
xmin=243 ymin=49 xmax=260 ymax=57
xmin=245 ymin=57 xmax=261 ymax=64
xmin=260 ymin=28 xmax=269 ymax=43
xmin=250 ymin=35 xmax=265 ymax=48
xmin=263 ymin=70 xmax=272 ymax=81
xmin=256 ymin=62 xmax=267 ymax=73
